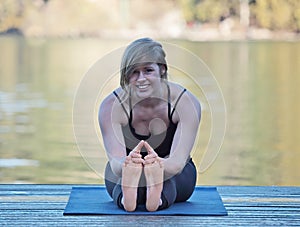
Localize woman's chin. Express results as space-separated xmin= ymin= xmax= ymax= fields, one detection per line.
xmin=135 ymin=89 xmax=153 ymax=99
xmin=136 ymin=92 xmax=151 ymax=99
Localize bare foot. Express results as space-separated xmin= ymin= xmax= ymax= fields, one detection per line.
xmin=144 ymin=161 xmax=164 ymax=212
xmin=121 ymin=160 xmax=142 ymax=212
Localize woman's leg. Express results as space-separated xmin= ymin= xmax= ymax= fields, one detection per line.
xmin=105 ymin=161 xmax=143 ymax=211
xmin=157 ymin=177 xmax=177 ymax=210
xmin=105 ymin=159 xmax=196 ymax=211
xmin=104 ymin=162 xmax=124 ymax=208
xmin=174 ymin=159 xmax=197 ymax=202
xmin=157 ymin=159 xmax=197 ymax=210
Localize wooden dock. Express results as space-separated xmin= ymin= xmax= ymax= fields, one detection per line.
xmin=1 ymin=185 xmax=300 ymax=226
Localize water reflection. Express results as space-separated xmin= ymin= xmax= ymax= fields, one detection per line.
xmin=0 ymin=37 xmax=299 ymax=185
xmin=0 ymin=37 xmax=101 ymax=183
xmin=197 ymin=41 xmax=300 ymax=186
xmin=0 ymin=159 xmax=39 ymax=168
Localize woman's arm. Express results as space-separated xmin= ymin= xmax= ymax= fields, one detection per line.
xmin=99 ymin=92 xmax=146 ymax=177
xmin=164 ymin=90 xmax=201 ymax=177
xmin=98 ymin=93 xmax=127 ymax=177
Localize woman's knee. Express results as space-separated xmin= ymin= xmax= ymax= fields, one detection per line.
xmin=158 ymin=178 xmax=177 ymax=210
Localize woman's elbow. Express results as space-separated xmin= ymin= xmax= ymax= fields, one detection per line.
xmin=109 ymin=159 xmax=123 ymax=177
xmin=165 ymin=160 xmax=185 ymax=176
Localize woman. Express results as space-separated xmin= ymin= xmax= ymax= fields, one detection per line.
xmin=99 ymin=38 xmax=201 ymax=212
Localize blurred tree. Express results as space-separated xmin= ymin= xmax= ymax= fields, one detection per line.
xmin=0 ymin=0 xmax=24 ymax=33
xmin=250 ymin=0 xmax=300 ymax=31
xmin=240 ymin=0 xmax=250 ymax=27
xmin=195 ymin=0 xmax=239 ymax=23
xmin=251 ymin=0 xmax=291 ymax=30
xmin=177 ymin=0 xmax=300 ymax=32
xmin=287 ymin=0 xmax=300 ymax=32
xmin=177 ymin=0 xmax=239 ymax=24
xmin=1 ymin=0 xmax=300 ymax=36
xmin=177 ymin=0 xmax=198 ymax=24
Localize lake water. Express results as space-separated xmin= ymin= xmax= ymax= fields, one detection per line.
xmin=0 ymin=37 xmax=299 ymax=185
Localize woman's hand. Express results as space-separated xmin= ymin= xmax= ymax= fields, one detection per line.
xmin=124 ymin=140 xmax=145 ymax=166
xmin=143 ymin=141 xmax=163 ymax=167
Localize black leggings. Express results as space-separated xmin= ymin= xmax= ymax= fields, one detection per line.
xmin=104 ymin=159 xmax=197 ymax=210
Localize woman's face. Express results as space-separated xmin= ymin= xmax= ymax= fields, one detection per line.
xmin=128 ymin=63 xmax=163 ymax=99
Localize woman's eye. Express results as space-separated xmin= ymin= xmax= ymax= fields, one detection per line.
xmin=145 ymin=68 xmax=154 ymax=73
xmin=132 ymin=71 xmax=139 ymax=76
xmin=129 ymin=72 xmax=138 ymax=80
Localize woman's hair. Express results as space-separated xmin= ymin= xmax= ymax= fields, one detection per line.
xmin=120 ymin=38 xmax=168 ymax=89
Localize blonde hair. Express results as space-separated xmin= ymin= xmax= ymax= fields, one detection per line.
xmin=120 ymin=38 xmax=168 ymax=89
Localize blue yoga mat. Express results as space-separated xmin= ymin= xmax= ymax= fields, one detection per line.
xmin=64 ymin=186 xmax=227 ymax=216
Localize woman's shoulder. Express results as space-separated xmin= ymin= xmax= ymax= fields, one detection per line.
xmin=100 ymin=91 xmax=115 ymax=109
xmin=167 ymin=81 xmax=185 ymax=96
xmin=167 ymin=81 xmax=200 ymax=109
xmin=100 ymin=87 xmax=124 ymax=107
xmin=167 ymin=81 xmax=193 ymax=100
xmin=99 ymin=87 xmax=128 ymax=124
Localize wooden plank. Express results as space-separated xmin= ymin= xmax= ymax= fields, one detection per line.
xmin=0 ymin=185 xmax=300 ymax=226
xmin=1 ymin=215 xmax=299 ymax=226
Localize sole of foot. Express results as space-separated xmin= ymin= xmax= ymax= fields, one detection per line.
xmin=121 ymin=162 xmax=142 ymax=212
xmin=144 ymin=161 xmax=164 ymax=212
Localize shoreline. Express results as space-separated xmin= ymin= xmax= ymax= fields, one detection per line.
xmin=1 ymin=27 xmax=300 ymax=42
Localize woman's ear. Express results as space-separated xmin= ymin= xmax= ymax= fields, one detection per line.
xmin=159 ymin=65 xmax=166 ymax=76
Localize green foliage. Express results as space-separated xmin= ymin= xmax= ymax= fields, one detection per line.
xmin=251 ymin=0 xmax=294 ymax=30
xmin=177 ymin=0 xmax=198 ymax=23
xmin=288 ymin=0 xmax=300 ymax=31
xmin=0 ymin=0 xmax=24 ymax=31
xmin=177 ymin=0 xmax=239 ymax=24
xmin=195 ymin=0 xmax=238 ymax=23
xmin=1 ymin=0 xmax=300 ymax=35
xmin=178 ymin=0 xmax=300 ymax=32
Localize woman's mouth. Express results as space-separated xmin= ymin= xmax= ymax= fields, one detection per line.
xmin=136 ymin=84 xmax=150 ymax=90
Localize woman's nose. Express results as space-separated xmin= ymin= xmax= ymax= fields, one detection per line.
xmin=137 ymin=71 xmax=146 ymax=81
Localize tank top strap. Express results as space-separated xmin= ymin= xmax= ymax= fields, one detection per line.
xmin=113 ymin=91 xmax=130 ymax=120
xmin=170 ymin=88 xmax=187 ymax=119
xmin=166 ymin=82 xmax=172 ymax=121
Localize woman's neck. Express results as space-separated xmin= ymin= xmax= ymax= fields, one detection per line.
xmin=136 ymin=97 xmax=164 ymax=108
xmin=130 ymin=81 xmax=168 ymax=108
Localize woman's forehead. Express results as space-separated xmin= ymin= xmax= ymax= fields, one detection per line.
xmin=132 ymin=63 xmax=158 ymax=70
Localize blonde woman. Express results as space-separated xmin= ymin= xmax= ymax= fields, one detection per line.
xmin=99 ymin=38 xmax=201 ymax=212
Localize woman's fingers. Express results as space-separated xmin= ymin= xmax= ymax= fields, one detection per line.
xmin=132 ymin=157 xmax=145 ymax=164
xmin=144 ymin=141 xmax=153 ymax=154
xmin=127 ymin=140 xmax=145 ymax=165
xmin=144 ymin=157 xmax=157 ymax=164
xmin=132 ymin=140 xmax=145 ymax=153
xmin=130 ymin=152 xmax=142 ymax=158
xmin=129 ymin=153 xmax=145 ymax=164
xmin=144 ymin=152 xmax=157 ymax=160
xmin=144 ymin=141 xmax=157 ymax=158
xmin=157 ymin=157 xmax=164 ymax=168
xmin=126 ymin=154 xmax=144 ymax=165
xmin=127 ymin=141 xmax=164 ymax=165
xmin=143 ymin=142 xmax=160 ymax=165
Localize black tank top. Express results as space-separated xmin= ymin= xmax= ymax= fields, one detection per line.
xmin=113 ymin=84 xmax=186 ymax=158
